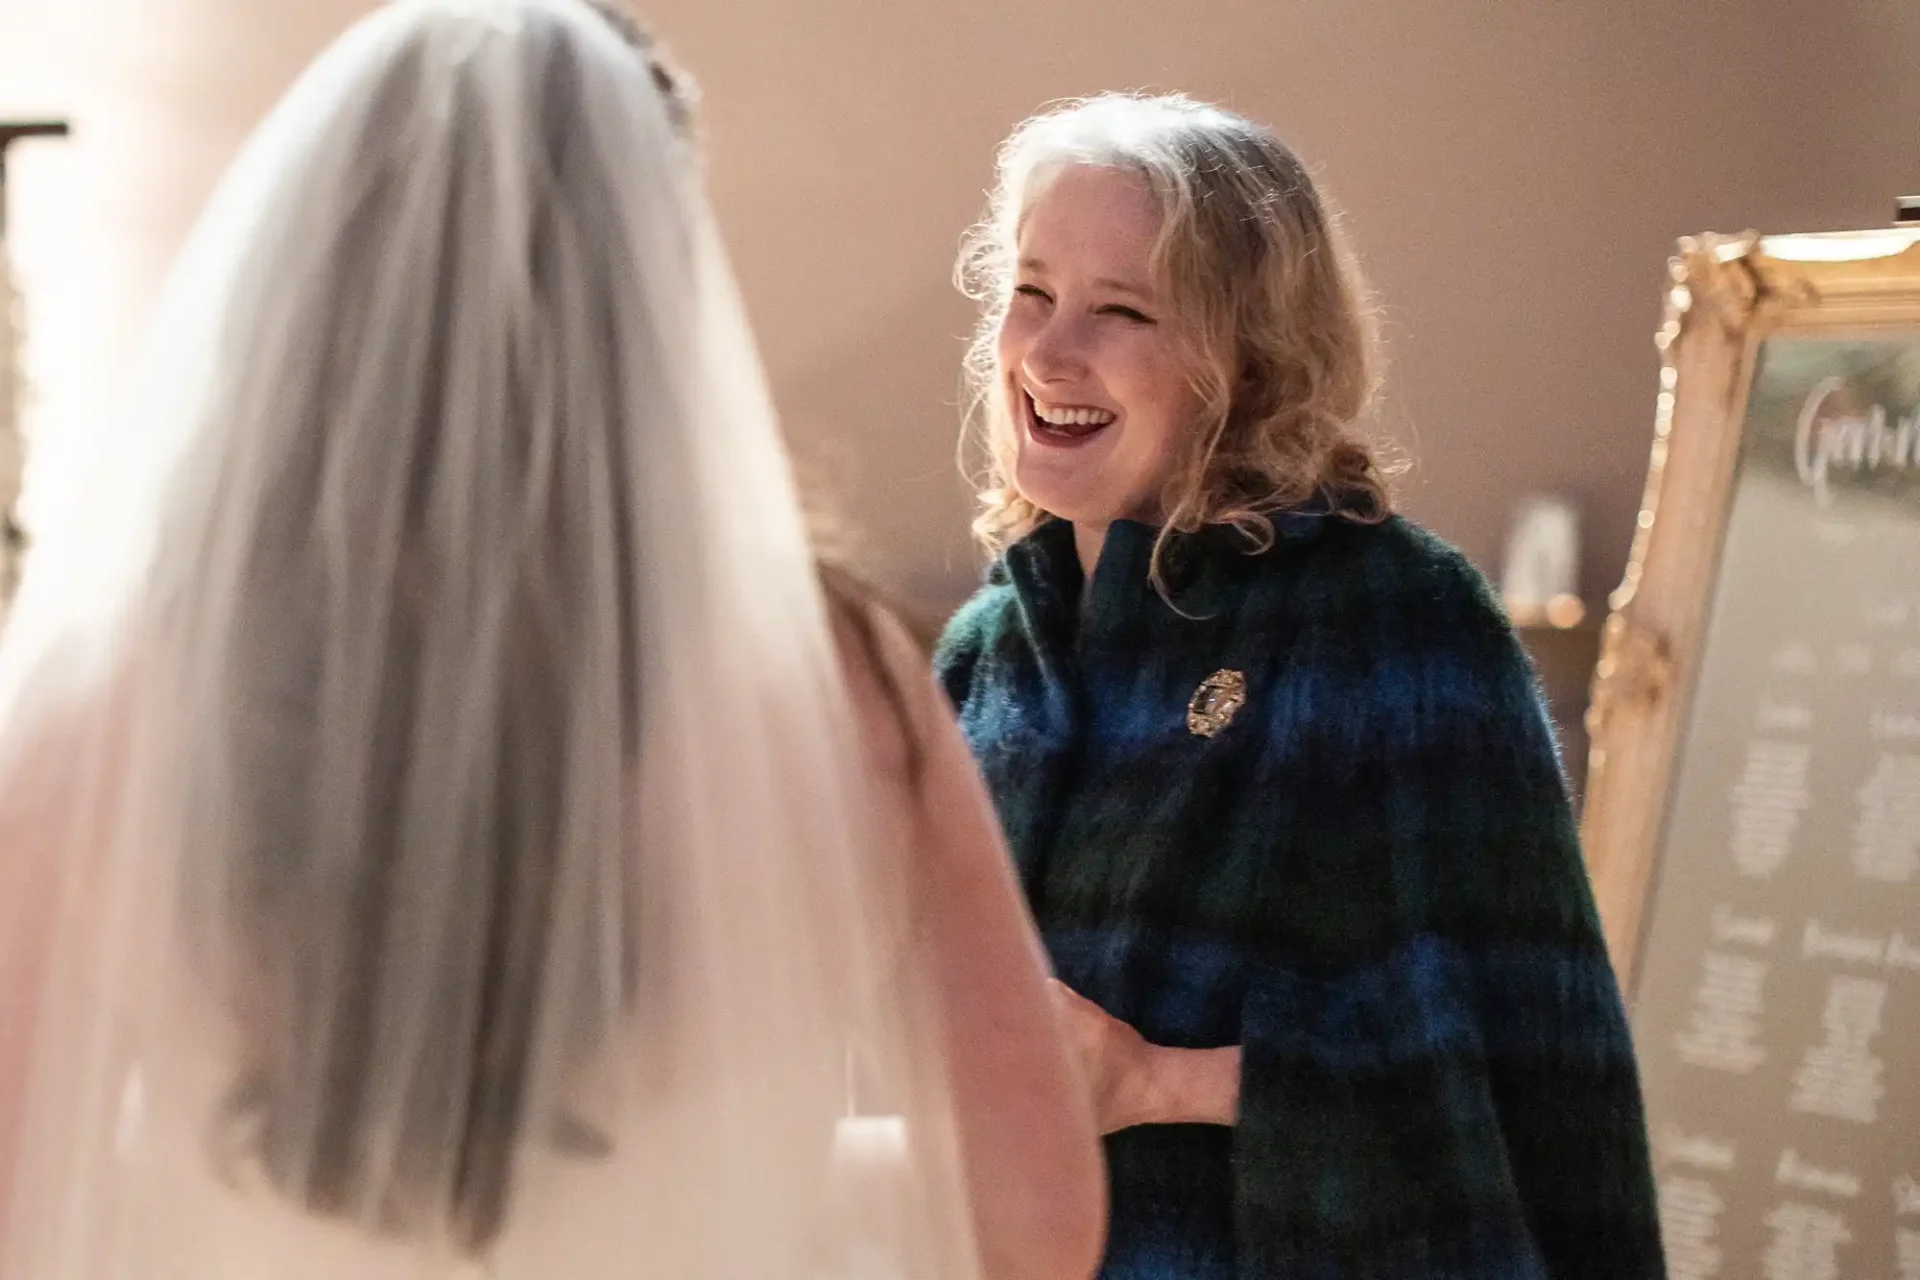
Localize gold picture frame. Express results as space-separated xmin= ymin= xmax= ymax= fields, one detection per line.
xmin=1580 ymin=226 xmax=1920 ymax=991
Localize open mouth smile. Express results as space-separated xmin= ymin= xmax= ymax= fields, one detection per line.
xmin=1023 ymin=390 xmax=1117 ymax=447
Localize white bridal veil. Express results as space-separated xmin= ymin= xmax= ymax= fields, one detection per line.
xmin=0 ymin=1 xmax=980 ymax=1276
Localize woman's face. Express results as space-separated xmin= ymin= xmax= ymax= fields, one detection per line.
xmin=996 ymin=164 xmax=1201 ymax=530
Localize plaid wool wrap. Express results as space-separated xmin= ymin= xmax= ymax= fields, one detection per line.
xmin=937 ymin=514 xmax=1666 ymax=1280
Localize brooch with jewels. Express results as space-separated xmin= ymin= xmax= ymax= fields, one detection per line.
xmin=1187 ymin=669 xmax=1248 ymax=738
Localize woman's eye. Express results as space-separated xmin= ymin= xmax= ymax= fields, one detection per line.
xmin=1100 ymin=305 xmax=1155 ymax=324
xmin=1012 ymin=284 xmax=1052 ymax=303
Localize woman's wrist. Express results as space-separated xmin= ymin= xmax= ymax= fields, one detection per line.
xmin=1126 ymin=1043 xmax=1242 ymax=1128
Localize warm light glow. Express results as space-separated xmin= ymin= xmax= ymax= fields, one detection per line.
xmin=0 ymin=1 xmax=378 ymax=553
xmin=1764 ymin=230 xmax=1920 ymax=263
xmin=1544 ymin=592 xmax=1587 ymax=630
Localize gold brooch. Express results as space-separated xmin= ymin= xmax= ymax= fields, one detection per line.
xmin=1187 ymin=669 xmax=1248 ymax=738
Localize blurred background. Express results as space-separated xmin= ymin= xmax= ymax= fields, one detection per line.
xmin=3 ymin=0 xmax=1918 ymax=785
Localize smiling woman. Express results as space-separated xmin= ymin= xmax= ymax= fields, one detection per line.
xmin=939 ymin=93 xmax=1667 ymax=1280
xmin=956 ymin=94 xmax=1388 ymax=589
xmin=993 ymin=165 xmax=1195 ymax=573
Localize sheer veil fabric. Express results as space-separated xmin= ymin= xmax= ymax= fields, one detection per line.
xmin=0 ymin=2 xmax=981 ymax=1276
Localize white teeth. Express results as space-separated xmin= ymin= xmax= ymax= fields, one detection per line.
xmin=1031 ymin=400 xmax=1117 ymax=428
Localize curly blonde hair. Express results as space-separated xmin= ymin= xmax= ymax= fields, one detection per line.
xmin=956 ymin=94 xmax=1393 ymax=579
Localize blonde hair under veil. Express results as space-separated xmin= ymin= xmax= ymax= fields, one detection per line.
xmin=0 ymin=2 xmax=979 ymax=1276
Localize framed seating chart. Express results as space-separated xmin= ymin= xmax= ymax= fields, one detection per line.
xmin=1582 ymin=228 xmax=1920 ymax=1279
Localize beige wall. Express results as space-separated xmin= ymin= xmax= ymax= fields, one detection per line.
xmin=3 ymin=0 xmax=1917 ymax=617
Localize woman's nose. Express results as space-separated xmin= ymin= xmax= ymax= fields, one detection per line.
xmin=1021 ymin=313 xmax=1087 ymax=385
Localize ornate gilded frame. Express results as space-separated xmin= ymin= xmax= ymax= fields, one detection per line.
xmin=1580 ymin=227 xmax=1920 ymax=991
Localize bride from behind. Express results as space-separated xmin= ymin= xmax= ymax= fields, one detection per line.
xmin=0 ymin=2 xmax=1102 ymax=1276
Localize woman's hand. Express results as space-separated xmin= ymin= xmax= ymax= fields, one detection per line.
xmin=1050 ymin=980 xmax=1244 ymax=1134
xmin=1049 ymin=981 xmax=1155 ymax=1134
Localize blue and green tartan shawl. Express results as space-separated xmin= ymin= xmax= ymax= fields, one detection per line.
xmin=935 ymin=513 xmax=1666 ymax=1280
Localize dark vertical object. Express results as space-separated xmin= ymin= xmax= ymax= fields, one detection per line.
xmin=0 ymin=121 xmax=72 ymax=236
xmin=1515 ymin=622 xmax=1603 ymax=809
xmin=0 ymin=120 xmax=73 ymax=588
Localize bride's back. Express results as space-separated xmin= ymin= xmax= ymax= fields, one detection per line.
xmin=0 ymin=4 xmax=1103 ymax=1277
